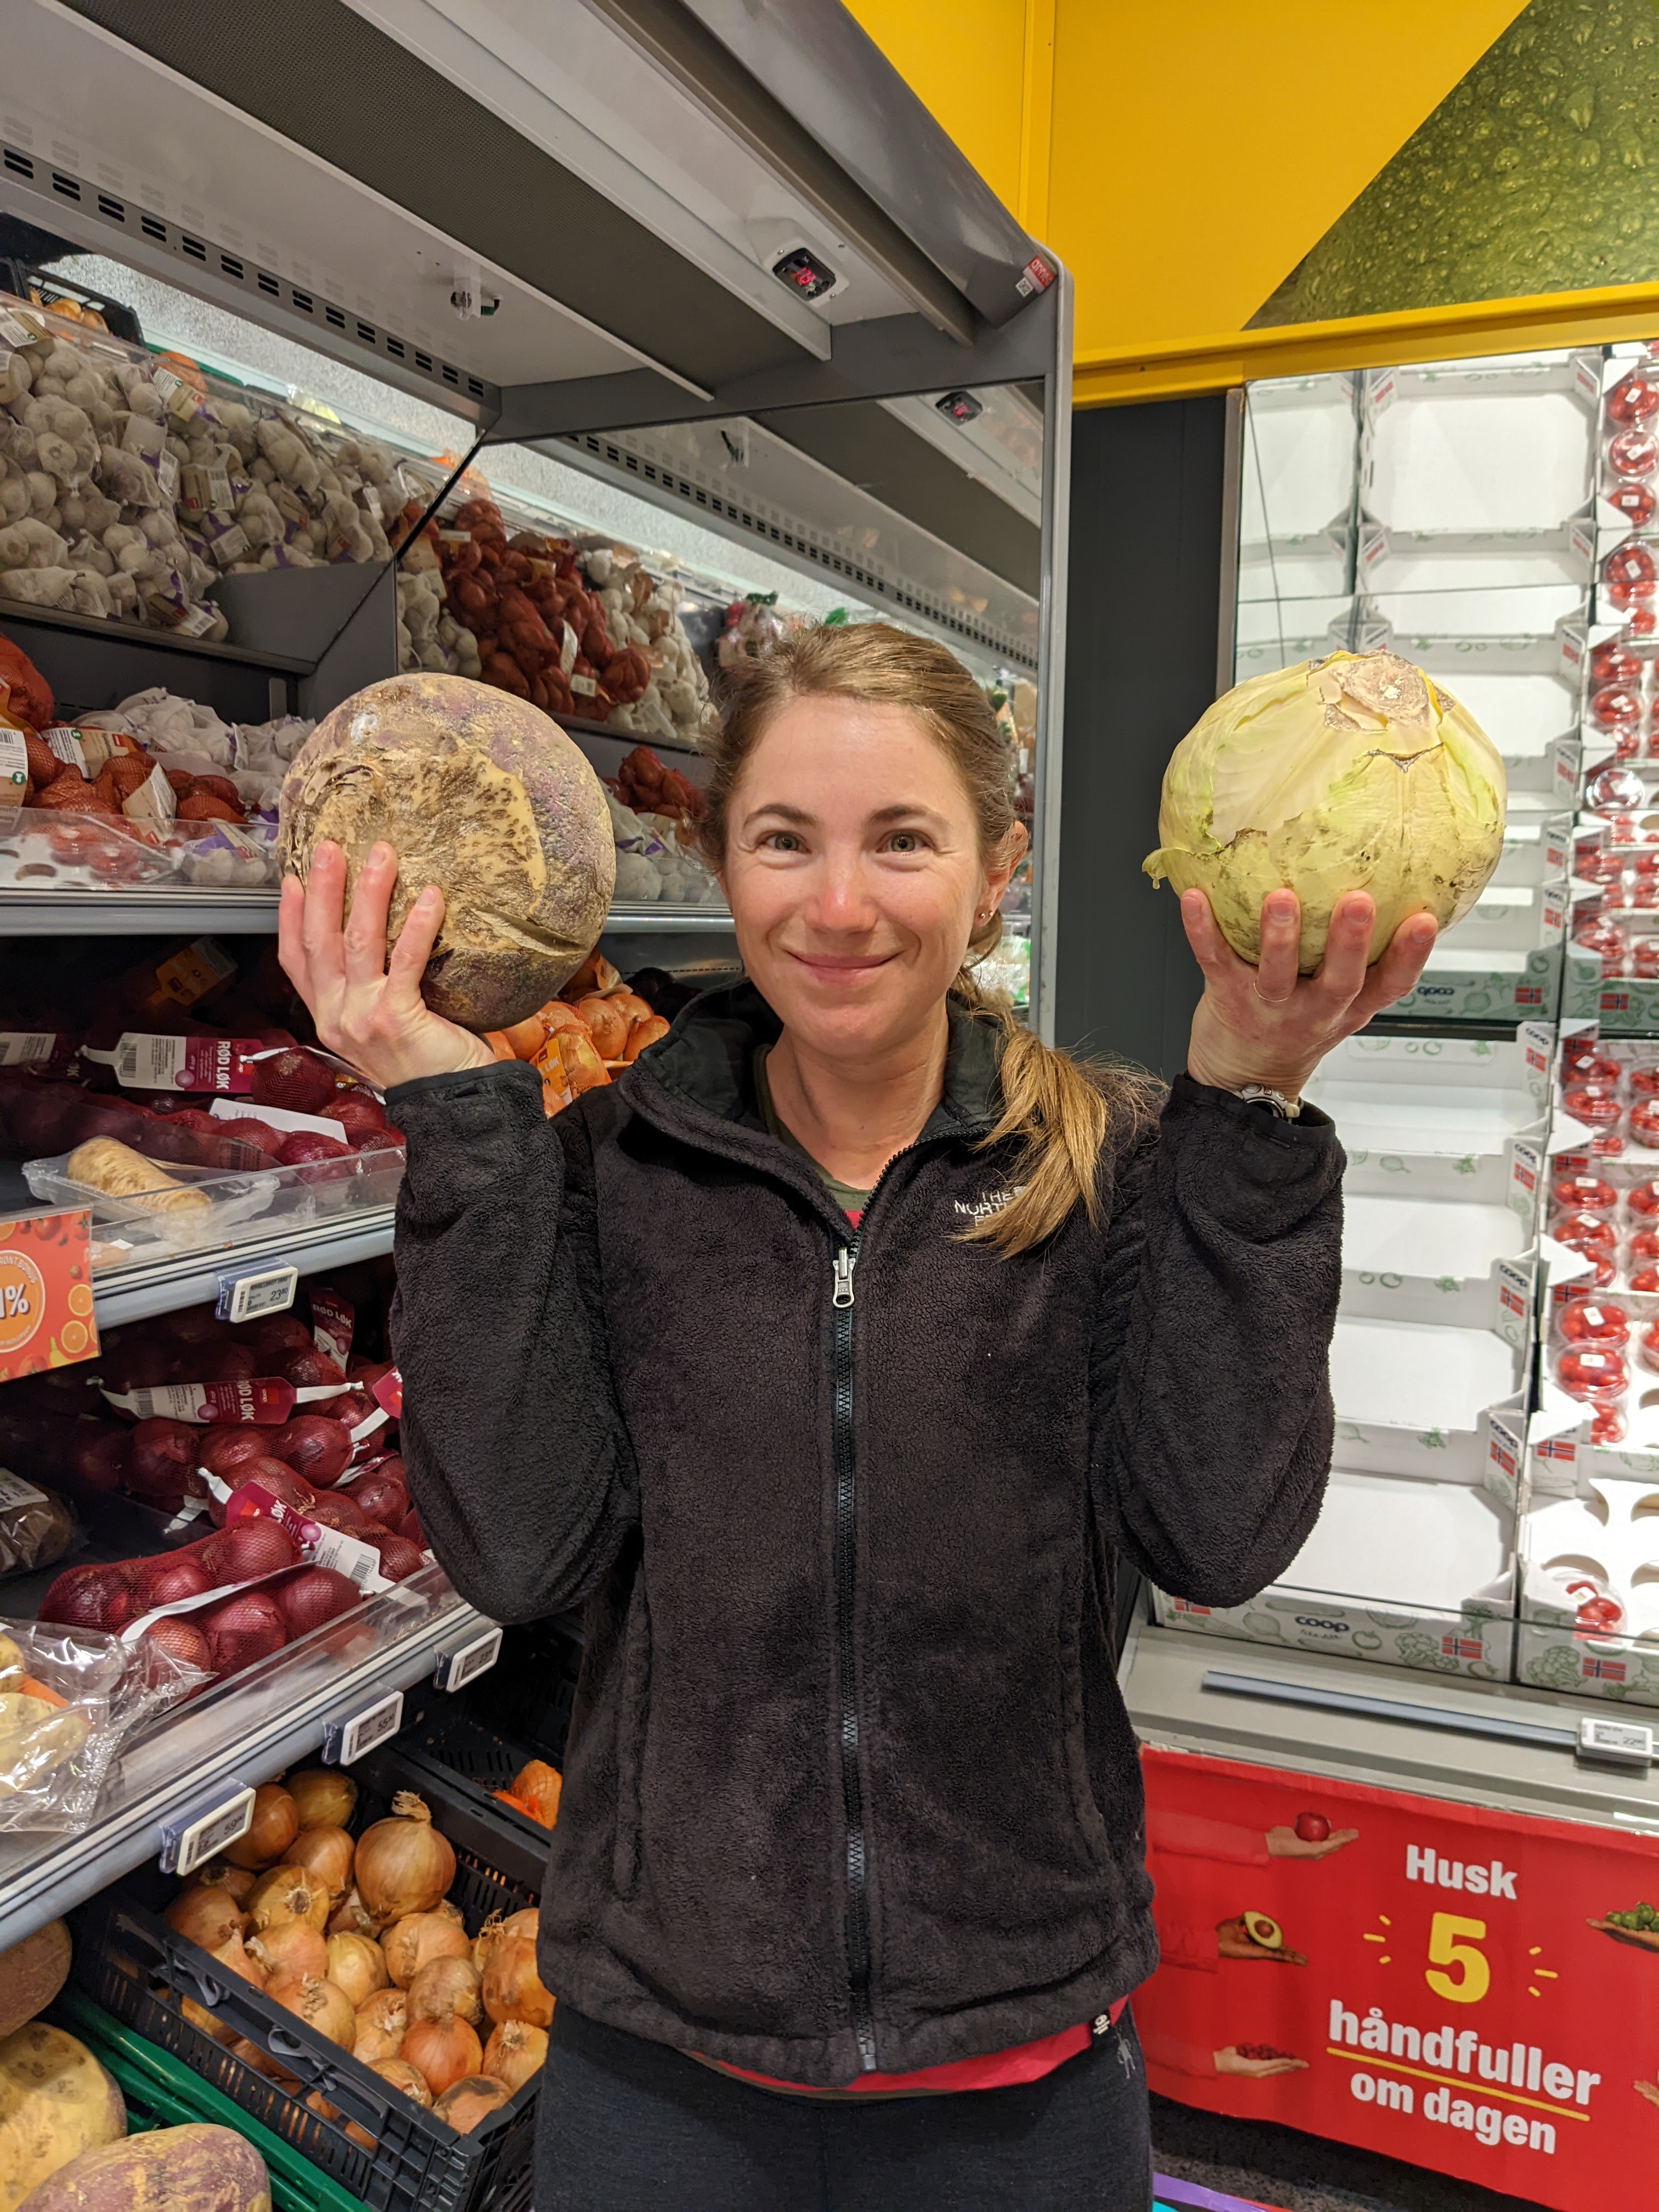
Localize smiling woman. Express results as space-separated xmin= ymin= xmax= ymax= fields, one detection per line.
xmin=276 ymin=618 xmax=1437 ymax=2211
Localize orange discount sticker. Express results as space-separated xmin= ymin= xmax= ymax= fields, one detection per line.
xmin=0 ymin=1207 xmax=98 ymax=1381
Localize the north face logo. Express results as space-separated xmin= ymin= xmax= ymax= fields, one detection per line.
xmin=953 ymin=1187 xmax=1023 ymax=1220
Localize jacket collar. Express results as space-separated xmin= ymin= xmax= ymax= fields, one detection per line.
xmin=615 ymin=979 xmax=1003 ymax=1222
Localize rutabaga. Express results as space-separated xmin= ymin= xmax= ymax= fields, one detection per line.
xmin=1144 ymin=650 xmax=1506 ymax=972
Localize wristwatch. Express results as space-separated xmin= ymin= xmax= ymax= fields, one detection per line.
xmin=1234 ymin=1084 xmax=1302 ymax=1120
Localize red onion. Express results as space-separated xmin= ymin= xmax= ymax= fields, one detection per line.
xmin=198 ymin=1517 xmax=301 ymax=1584
xmin=101 ymin=1338 xmax=179 ymax=1395
xmin=129 ymin=1552 xmax=214 ymax=1608
xmin=368 ymin=1532 xmax=425 ymax=1583
xmin=40 ymin=1561 xmax=139 ymax=1632
xmin=142 ymin=1616 xmax=215 ymax=1675
xmin=399 ymin=1508 xmax=425 ymax=1549
xmin=275 ymin=1567 xmax=363 ymax=1635
xmin=321 ymin=1091 xmax=387 ymax=1141
xmin=71 ymin=1421 xmax=132 ymax=1491
xmin=200 ymin=1425 xmax=278 ymax=1482
xmin=343 ymin=1465 xmax=409 ymax=1527
xmin=208 ymin=1459 xmax=316 ymax=1528
xmin=249 ymin=1048 xmax=339 ymax=1115
xmin=268 ymin=1413 xmax=352 ymax=1488
xmin=159 ymin=1304 xmax=233 ymax=1347
xmin=198 ymin=1588 xmax=289 ymax=1675
xmin=281 ymin=1345 xmax=347 ymax=1391
xmin=195 ymin=1341 xmax=259 ymax=1383
xmin=307 ymin=1493 xmax=368 ymax=1532
xmin=127 ymin=1417 xmax=200 ymax=1500
xmin=353 ymin=1128 xmax=405 ymax=1157
xmin=239 ymin=1313 xmax=316 ymax=1357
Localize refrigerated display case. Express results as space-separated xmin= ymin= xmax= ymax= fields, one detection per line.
xmin=1124 ymin=335 xmax=1659 ymax=2212
xmin=0 ymin=0 xmax=1069 ymax=2078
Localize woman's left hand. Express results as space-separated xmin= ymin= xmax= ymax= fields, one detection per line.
xmin=1182 ymin=887 xmax=1436 ymax=1101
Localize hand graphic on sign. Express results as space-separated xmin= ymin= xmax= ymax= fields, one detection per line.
xmin=1266 ymin=1823 xmax=1360 ymax=1859
xmin=1216 ymin=1915 xmax=1308 ymax=1965
xmin=1216 ymin=2045 xmax=1310 ymax=2078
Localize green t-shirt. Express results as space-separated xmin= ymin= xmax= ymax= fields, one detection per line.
xmin=754 ymin=1047 xmax=872 ymax=1222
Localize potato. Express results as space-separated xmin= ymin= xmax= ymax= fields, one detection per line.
xmin=10 ymin=2121 xmax=270 ymax=2210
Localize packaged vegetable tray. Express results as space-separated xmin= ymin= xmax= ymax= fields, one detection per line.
xmin=71 ymin=1747 xmax=541 ymax=2212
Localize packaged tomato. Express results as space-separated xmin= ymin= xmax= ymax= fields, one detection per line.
xmin=1558 ymin=1300 xmax=1631 ymax=1346
xmin=1592 ymin=639 xmax=1644 ymax=687
xmin=1639 ymin=1319 xmax=1659 ymax=1374
xmin=1556 ymin=1210 xmax=1619 ymax=1251
xmin=1553 ymin=1172 xmax=1618 ymax=1213
xmin=1609 ymin=429 xmax=1659 ymax=478
xmin=1635 ymin=943 xmax=1659 ymax=980
xmin=1593 ymin=1404 xmax=1628 ymax=1446
xmin=1626 ymin=1183 xmax=1659 ymax=1216
xmin=1558 ymin=1346 xmax=1629 ymax=1401
xmin=1574 ymin=921 xmax=1630 ymax=964
xmin=1607 ymin=363 xmax=1659 ymax=426
xmin=1629 ymin=1265 xmax=1659 ymax=1293
xmin=1564 ymin=1042 xmax=1621 ymax=1081
xmin=1632 ymin=1099 xmax=1659 ymax=1144
xmin=1592 ymin=684 xmax=1645 ymax=732
xmin=1564 ymin=1083 xmax=1625 ymax=1127
xmin=1609 ymin=481 xmax=1657 ymax=528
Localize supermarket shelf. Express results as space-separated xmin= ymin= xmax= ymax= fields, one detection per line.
xmin=0 ymin=889 xmax=733 ymax=935
xmin=0 ymin=1577 xmax=489 ymax=1953
xmin=0 ymin=596 xmax=315 ymax=676
xmin=91 ymin=1206 xmax=398 ymax=1327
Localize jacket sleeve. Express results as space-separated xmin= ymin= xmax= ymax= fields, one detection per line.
xmin=1088 ymin=1074 xmax=1343 ymax=1607
xmin=386 ymin=1058 xmax=637 ymax=1623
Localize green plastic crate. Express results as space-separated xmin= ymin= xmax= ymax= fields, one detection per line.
xmin=47 ymin=1988 xmax=361 ymax=2212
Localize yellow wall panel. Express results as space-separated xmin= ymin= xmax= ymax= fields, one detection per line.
xmin=849 ymin=0 xmax=1528 ymax=374
xmin=840 ymin=0 xmax=1029 ymax=218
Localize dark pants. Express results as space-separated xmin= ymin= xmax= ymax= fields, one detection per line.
xmin=536 ymin=2004 xmax=1153 ymax=2211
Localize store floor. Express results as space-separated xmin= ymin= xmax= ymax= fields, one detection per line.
xmin=1150 ymin=2096 xmax=1541 ymax=2212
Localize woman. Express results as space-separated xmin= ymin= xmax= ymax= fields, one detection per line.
xmin=279 ymin=625 xmax=1434 ymax=2211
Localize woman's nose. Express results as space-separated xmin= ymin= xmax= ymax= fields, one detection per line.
xmin=812 ymin=857 xmax=877 ymax=932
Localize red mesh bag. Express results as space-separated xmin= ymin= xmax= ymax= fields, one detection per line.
xmin=198 ymin=1588 xmax=289 ymax=1677
xmin=39 ymin=1561 xmax=139 ymax=1632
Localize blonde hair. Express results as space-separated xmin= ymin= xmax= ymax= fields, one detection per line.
xmin=698 ymin=622 xmax=1158 ymax=1255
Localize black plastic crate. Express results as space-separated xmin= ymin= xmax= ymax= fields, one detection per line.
xmin=396 ymin=1695 xmax=558 ymax=1861
xmin=467 ymin=1613 xmax=582 ymax=1762
xmin=71 ymin=1748 xmax=544 ymax=2212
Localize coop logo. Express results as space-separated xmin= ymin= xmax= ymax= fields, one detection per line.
xmin=1294 ymin=1613 xmax=1347 ymax=1637
xmin=953 ymin=1186 xmax=1024 ymax=1221
xmin=1406 ymin=1843 xmax=1517 ymax=1900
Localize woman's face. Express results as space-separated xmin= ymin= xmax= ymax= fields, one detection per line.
xmin=719 ymin=693 xmax=1020 ymax=1062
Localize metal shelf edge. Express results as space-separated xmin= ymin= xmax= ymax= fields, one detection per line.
xmin=0 ymin=1592 xmax=486 ymax=1953
xmin=0 ymin=891 xmax=732 ymax=934
xmin=92 ymin=1207 xmax=398 ymax=1326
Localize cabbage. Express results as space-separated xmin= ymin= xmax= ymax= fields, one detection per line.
xmin=1143 ymin=649 xmax=1506 ymax=971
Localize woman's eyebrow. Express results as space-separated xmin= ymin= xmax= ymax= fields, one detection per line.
xmin=742 ymin=802 xmax=817 ymax=827
xmin=867 ymin=803 xmax=949 ymax=827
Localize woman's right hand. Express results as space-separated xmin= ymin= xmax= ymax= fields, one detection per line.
xmin=278 ymin=839 xmax=494 ymax=1090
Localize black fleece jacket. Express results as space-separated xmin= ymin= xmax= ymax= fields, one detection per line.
xmin=387 ymin=982 xmax=1343 ymax=2087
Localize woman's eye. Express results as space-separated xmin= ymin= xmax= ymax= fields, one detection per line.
xmin=884 ymin=831 xmax=927 ymax=855
xmin=761 ymin=831 xmax=803 ymax=853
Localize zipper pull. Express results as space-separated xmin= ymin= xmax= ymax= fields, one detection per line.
xmin=832 ymin=1247 xmax=856 ymax=1309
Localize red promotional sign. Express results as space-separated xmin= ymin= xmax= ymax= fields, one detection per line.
xmin=1136 ymin=1747 xmax=1659 ymax=2211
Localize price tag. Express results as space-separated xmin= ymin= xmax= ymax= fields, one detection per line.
xmin=1577 ymin=1716 xmax=1654 ymax=1769
xmin=162 ymin=1781 xmax=256 ymax=1875
xmin=216 ymin=1263 xmax=300 ymax=1324
xmin=436 ymin=1625 xmax=503 ymax=1693
xmin=324 ymin=1689 xmax=403 ymax=1766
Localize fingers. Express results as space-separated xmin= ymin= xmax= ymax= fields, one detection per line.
xmin=387 ymin=882 xmax=445 ymax=990
xmin=1180 ymin=889 xmax=1245 ymax=985
xmin=300 ymin=841 xmax=349 ymax=1006
xmin=1351 ymin=910 xmax=1437 ymax=1024
xmin=1311 ymin=891 xmax=1376 ymax=1007
xmin=1252 ymin=891 xmax=1301 ymax=1006
xmin=276 ymin=875 xmax=310 ymax=1003
xmin=341 ymin=842 xmax=398 ymax=989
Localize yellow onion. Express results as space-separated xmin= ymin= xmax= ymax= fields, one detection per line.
xmin=481 ymin=1936 xmax=554 ymax=2028
xmin=483 ymin=2019 xmax=546 ymax=2092
xmin=327 ymin=1932 xmax=390 ymax=2008
xmin=382 ymin=1911 xmax=469 ymax=1989
xmin=1144 ymin=649 xmax=1505 ymax=972
xmin=231 ymin=2035 xmax=301 ymax=2092
xmin=286 ymin=1767 xmax=357 ymax=1830
xmin=248 ymin=1922 xmax=329 ymax=1983
xmin=409 ymin=1954 xmax=482 ymax=2027
xmin=247 ymin=1864 xmax=328 ymax=1934
xmin=305 ymin=2089 xmax=375 ymax=2152
xmin=327 ymin=1887 xmax=380 ymax=1939
xmin=225 ymin=1783 xmax=298 ymax=1869
xmin=268 ymin=1971 xmax=357 ymax=2050
xmin=369 ymin=2057 xmax=432 ymax=2107
xmin=402 ymin=2006 xmax=482 ymax=2097
xmin=353 ymin=1793 xmax=455 ymax=1924
xmin=281 ymin=1825 xmax=356 ymax=1905
xmin=165 ymin=1885 xmax=248 ymax=1953
xmin=434 ymin=2075 xmax=510 ymax=2134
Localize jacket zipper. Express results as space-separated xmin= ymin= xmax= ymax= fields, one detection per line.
xmin=829 ymin=1226 xmax=877 ymax=2070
